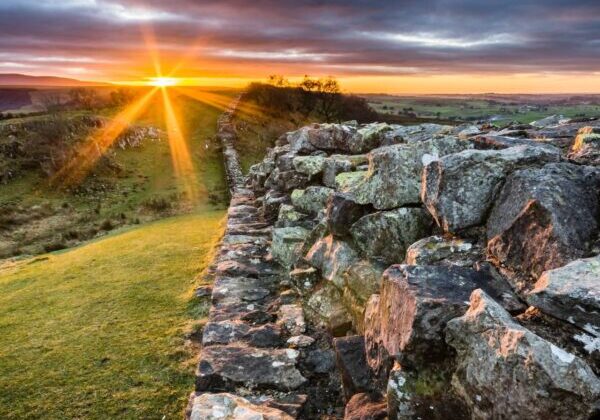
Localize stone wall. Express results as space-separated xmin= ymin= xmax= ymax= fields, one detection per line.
xmin=243 ymin=119 xmax=600 ymax=419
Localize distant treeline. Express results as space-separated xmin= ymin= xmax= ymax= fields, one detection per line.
xmin=244 ymin=75 xmax=378 ymax=123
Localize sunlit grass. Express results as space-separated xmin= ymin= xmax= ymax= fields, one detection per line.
xmin=0 ymin=211 xmax=225 ymax=419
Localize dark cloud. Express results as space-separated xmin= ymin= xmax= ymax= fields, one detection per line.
xmin=0 ymin=0 xmax=598 ymax=79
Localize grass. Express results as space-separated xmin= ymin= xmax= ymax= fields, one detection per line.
xmin=0 ymin=210 xmax=225 ymax=419
xmin=0 ymin=88 xmax=233 ymax=257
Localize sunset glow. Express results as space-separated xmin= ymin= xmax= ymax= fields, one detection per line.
xmin=0 ymin=1 xmax=597 ymax=93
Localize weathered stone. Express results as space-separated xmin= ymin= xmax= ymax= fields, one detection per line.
xmin=405 ymin=235 xmax=481 ymax=267
xmin=531 ymin=114 xmax=567 ymax=128
xmin=278 ymin=304 xmax=306 ymax=335
xmin=275 ymin=204 xmax=306 ymax=228
xmin=473 ymin=134 xmax=560 ymax=152
xmin=292 ymin=155 xmax=326 ymax=177
xmin=289 ymin=266 xmax=319 ymax=296
xmin=350 ymin=123 xmax=394 ymax=153
xmin=188 ymin=392 xmax=294 ymax=420
xmin=457 ymin=125 xmax=481 ymax=140
xmin=487 ymin=163 xmax=600 ymax=281
xmin=325 ymin=192 xmax=370 ymax=238
xmin=422 ymin=145 xmax=560 ymax=233
xmin=305 ymin=235 xmax=359 ymax=289
xmin=344 ymin=259 xmax=385 ymax=303
xmin=333 ymin=335 xmax=373 ymax=399
xmin=343 ymin=136 xmax=471 ymax=210
xmin=376 ymin=264 xmax=503 ymax=367
xmin=287 ymin=126 xmax=317 ymax=154
xmin=527 ymin=255 xmax=600 ymax=337
xmin=323 ymin=155 xmax=368 ymax=187
xmin=364 ymin=294 xmax=392 ymax=388
xmin=386 ymin=365 xmax=469 ymax=420
xmin=446 ymin=289 xmax=600 ymax=419
xmin=306 ymin=123 xmax=356 ymax=153
xmin=262 ymin=190 xmax=289 ymax=221
xmin=383 ymin=123 xmax=453 ymax=145
xmin=335 ymin=171 xmax=367 ymax=191
xmin=196 ymin=346 xmax=306 ymax=391
xmin=212 ymin=276 xmax=276 ymax=305
xmin=291 ymin=186 xmax=334 ymax=216
xmin=272 ymin=226 xmax=310 ymax=268
xmin=202 ymin=321 xmax=282 ymax=347
xmin=287 ymin=334 xmax=315 ymax=348
xmin=305 ymin=283 xmax=352 ymax=335
xmin=350 ymin=208 xmax=432 ymax=264
xmin=304 ymin=348 xmax=336 ymax=373
xmin=568 ymin=126 xmax=600 ymax=165
xmin=344 ymin=393 xmax=387 ymax=420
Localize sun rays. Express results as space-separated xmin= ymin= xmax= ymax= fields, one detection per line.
xmin=50 ymin=23 xmax=267 ymax=204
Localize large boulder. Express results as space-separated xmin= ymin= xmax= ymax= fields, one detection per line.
xmin=290 ymin=186 xmax=334 ymax=216
xmin=568 ymin=126 xmax=600 ymax=165
xmin=527 ymin=255 xmax=600 ymax=337
xmin=275 ymin=204 xmax=306 ymax=228
xmin=446 ymin=289 xmax=600 ymax=419
xmin=350 ymin=207 xmax=432 ymax=264
xmin=375 ymin=264 xmax=497 ymax=367
xmin=305 ymin=235 xmax=359 ymax=289
xmin=421 ymin=145 xmax=560 ymax=233
xmin=342 ymin=137 xmax=471 ymax=210
xmin=487 ymin=163 xmax=600 ymax=281
xmin=272 ymin=226 xmax=310 ymax=268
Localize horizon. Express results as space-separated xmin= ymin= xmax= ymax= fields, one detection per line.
xmin=0 ymin=1 xmax=599 ymax=93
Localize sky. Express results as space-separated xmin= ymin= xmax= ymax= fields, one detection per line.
xmin=0 ymin=0 xmax=599 ymax=93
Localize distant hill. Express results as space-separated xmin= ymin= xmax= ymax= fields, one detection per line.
xmin=0 ymin=73 xmax=110 ymax=87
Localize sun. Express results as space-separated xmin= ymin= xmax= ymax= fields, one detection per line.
xmin=148 ymin=77 xmax=179 ymax=87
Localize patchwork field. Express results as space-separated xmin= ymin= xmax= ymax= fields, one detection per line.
xmin=366 ymin=94 xmax=600 ymax=124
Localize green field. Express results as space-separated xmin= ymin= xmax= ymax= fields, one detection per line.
xmin=366 ymin=95 xmax=600 ymax=124
xmin=0 ymin=211 xmax=224 ymax=418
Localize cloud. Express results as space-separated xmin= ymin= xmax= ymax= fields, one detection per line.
xmin=0 ymin=0 xmax=597 ymax=81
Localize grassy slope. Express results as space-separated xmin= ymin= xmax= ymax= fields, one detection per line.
xmin=0 ymin=88 xmax=242 ymax=417
xmin=0 ymin=211 xmax=224 ymax=419
xmin=0 ymin=89 xmax=233 ymax=257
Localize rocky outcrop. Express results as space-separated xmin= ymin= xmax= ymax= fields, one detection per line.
xmin=446 ymin=289 xmax=600 ymax=419
xmin=487 ymin=162 xmax=600 ymax=282
xmin=201 ymin=115 xmax=600 ymax=419
xmin=422 ymin=145 xmax=560 ymax=233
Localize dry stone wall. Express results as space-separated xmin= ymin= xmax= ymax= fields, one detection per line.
xmin=188 ymin=111 xmax=600 ymax=419
xmin=245 ymin=119 xmax=600 ymax=419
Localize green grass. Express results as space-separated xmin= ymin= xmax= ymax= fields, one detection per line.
xmin=0 ymin=89 xmax=232 ymax=257
xmin=0 ymin=210 xmax=225 ymax=419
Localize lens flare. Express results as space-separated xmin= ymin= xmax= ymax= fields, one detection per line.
xmin=160 ymin=87 xmax=199 ymax=202
xmin=52 ymin=87 xmax=158 ymax=187
xmin=149 ymin=77 xmax=179 ymax=87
